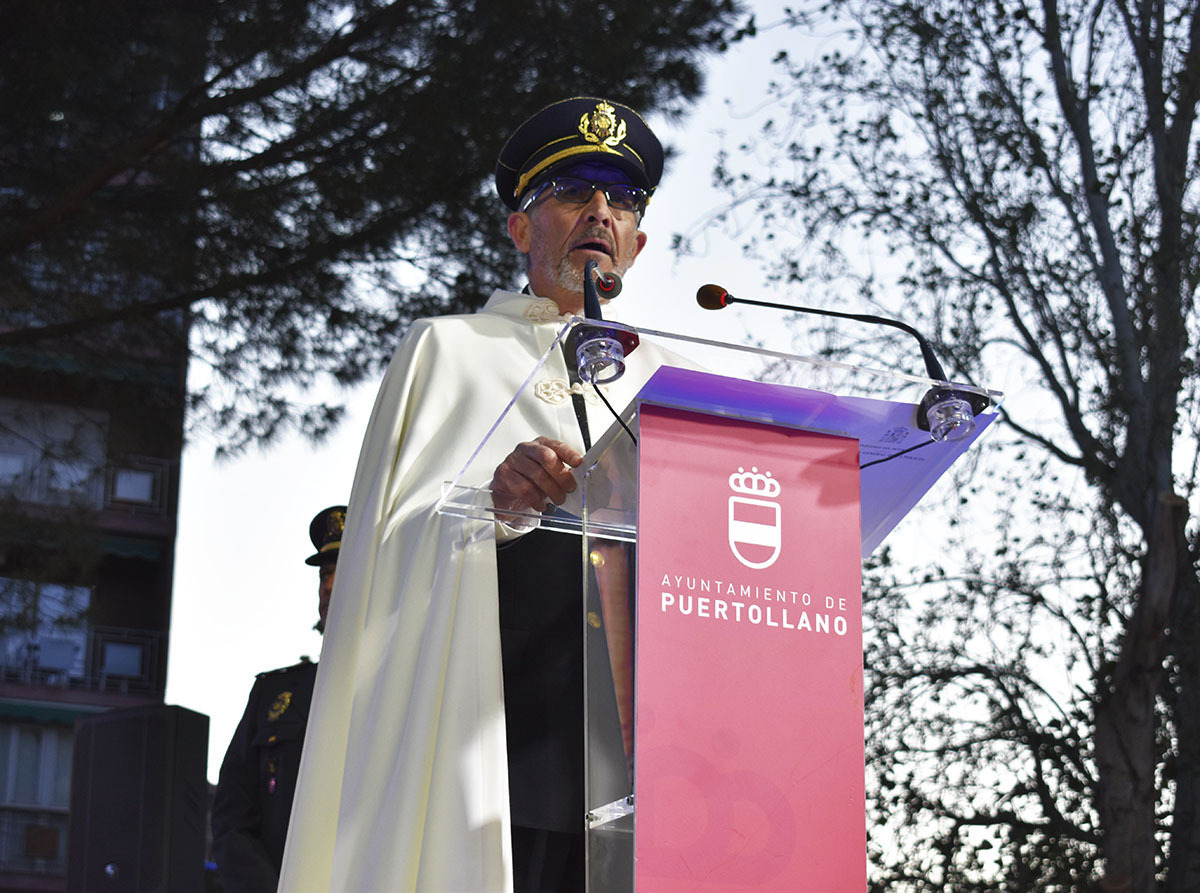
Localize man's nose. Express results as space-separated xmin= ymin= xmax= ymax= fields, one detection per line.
xmin=582 ymin=188 xmax=614 ymax=225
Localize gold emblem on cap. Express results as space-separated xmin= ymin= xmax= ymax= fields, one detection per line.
xmin=579 ymin=101 xmax=626 ymax=149
xmin=268 ymin=690 xmax=293 ymax=721
xmin=329 ymin=510 xmax=345 ymax=537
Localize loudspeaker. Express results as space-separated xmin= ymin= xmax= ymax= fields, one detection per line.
xmin=67 ymin=704 xmax=208 ymax=893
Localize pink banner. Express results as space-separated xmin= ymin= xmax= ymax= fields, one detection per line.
xmin=635 ymin=404 xmax=866 ymax=891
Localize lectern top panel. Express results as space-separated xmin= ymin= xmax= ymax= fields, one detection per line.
xmin=436 ymin=318 xmax=1002 ymax=556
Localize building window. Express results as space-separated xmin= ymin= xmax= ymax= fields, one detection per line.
xmin=43 ymin=459 xmax=95 ymax=502
xmin=0 ymin=580 xmax=90 ymax=684
xmin=0 ymin=722 xmax=73 ymax=808
xmin=90 ymin=627 xmax=160 ymax=694
xmin=112 ymin=468 xmax=155 ymax=503
xmin=100 ymin=641 xmax=143 ymax=677
xmin=0 ymin=451 xmax=31 ymax=498
xmin=105 ymin=457 xmax=168 ymax=512
xmin=0 ymin=722 xmax=72 ymax=875
xmin=0 ymin=398 xmax=108 ymax=509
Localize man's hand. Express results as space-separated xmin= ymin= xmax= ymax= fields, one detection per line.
xmin=491 ymin=437 xmax=583 ymax=517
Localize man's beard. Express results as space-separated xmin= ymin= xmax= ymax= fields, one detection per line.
xmin=540 ymin=235 xmax=631 ymax=298
xmin=551 ymin=253 xmax=585 ymax=295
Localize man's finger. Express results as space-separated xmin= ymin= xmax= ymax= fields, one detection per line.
xmin=491 ymin=437 xmax=582 ymax=512
xmin=529 ymin=436 xmax=583 ymax=469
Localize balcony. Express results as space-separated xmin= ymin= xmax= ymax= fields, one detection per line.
xmin=0 ymin=626 xmax=162 ymax=697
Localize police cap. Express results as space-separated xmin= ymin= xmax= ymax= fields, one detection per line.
xmin=304 ymin=505 xmax=347 ymax=567
xmin=495 ymin=97 xmax=664 ymax=211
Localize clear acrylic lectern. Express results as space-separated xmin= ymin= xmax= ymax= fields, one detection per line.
xmin=438 ymin=317 xmax=1001 ymax=891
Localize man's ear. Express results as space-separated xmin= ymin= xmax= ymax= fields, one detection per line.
xmin=627 ymin=229 xmax=648 ymax=268
xmin=507 ymin=212 xmax=532 ymax=253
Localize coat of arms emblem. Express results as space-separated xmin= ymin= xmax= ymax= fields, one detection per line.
xmin=727 ymin=466 xmax=782 ymax=570
xmin=267 ymin=690 xmax=293 ymax=721
xmin=578 ymin=100 xmax=627 ymax=149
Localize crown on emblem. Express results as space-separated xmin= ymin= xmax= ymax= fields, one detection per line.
xmin=578 ymin=100 xmax=626 ymax=149
xmin=729 ymin=466 xmax=781 ymax=499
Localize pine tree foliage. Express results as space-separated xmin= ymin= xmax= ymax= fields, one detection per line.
xmin=702 ymin=1 xmax=1199 ymax=889
xmin=0 ymin=0 xmax=742 ymax=452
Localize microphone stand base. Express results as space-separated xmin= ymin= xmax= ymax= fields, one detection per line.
xmin=567 ymin=319 xmax=640 ymax=385
xmin=917 ymin=387 xmax=992 ymax=442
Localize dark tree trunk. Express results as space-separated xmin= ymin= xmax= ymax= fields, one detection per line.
xmin=1095 ymin=493 xmax=1182 ymax=891
xmin=1165 ymin=545 xmax=1200 ymax=892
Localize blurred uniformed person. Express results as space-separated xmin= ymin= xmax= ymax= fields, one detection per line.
xmin=209 ymin=505 xmax=345 ymax=893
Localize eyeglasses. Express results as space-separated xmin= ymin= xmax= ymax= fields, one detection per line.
xmin=519 ymin=176 xmax=648 ymax=215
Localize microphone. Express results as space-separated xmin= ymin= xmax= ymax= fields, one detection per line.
xmin=596 ymin=269 xmax=622 ymax=298
xmin=696 ymin=283 xmax=730 ymax=310
xmin=572 ymin=261 xmax=638 ymax=385
xmin=696 ymin=284 xmax=989 ymax=440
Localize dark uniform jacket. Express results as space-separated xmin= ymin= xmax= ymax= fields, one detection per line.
xmin=497 ymin=528 xmax=631 ymax=834
xmin=497 ymin=528 xmax=586 ymax=832
xmin=210 ymin=658 xmax=317 ymax=893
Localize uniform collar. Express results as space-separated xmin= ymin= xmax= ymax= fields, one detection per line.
xmin=480 ymin=288 xmax=628 ymax=325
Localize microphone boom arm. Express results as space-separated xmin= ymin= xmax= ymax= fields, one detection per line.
xmin=696 ymin=284 xmax=990 ymax=440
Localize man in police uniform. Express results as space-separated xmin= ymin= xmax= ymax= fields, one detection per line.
xmin=210 ymin=505 xmax=345 ymax=893
xmin=282 ymin=98 xmax=671 ymax=892
xmin=489 ymin=97 xmax=664 ymax=892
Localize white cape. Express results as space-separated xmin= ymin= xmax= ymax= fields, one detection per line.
xmin=279 ymin=290 xmax=678 ymax=892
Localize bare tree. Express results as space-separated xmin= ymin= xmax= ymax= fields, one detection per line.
xmin=695 ymin=1 xmax=1199 ymax=888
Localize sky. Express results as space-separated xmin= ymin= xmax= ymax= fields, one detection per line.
xmin=161 ymin=2 xmax=991 ymax=782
